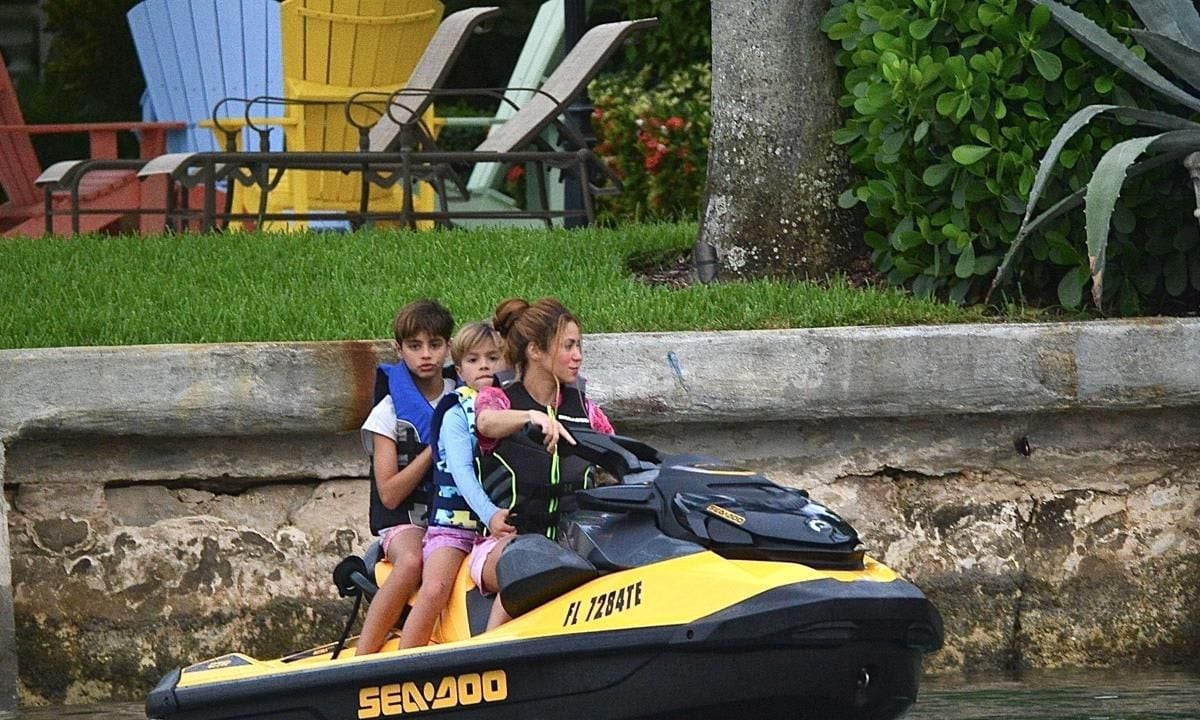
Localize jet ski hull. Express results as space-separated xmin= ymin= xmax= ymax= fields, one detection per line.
xmin=148 ymin=431 xmax=942 ymax=720
xmin=148 ymin=567 xmax=940 ymax=720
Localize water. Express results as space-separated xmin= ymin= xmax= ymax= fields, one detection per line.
xmin=2 ymin=669 xmax=1197 ymax=720
xmin=910 ymin=669 xmax=1200 ymax=720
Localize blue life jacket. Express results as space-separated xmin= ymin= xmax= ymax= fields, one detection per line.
xmin=428 ymin=386 xmax=483 ymax=533
xmin=367 ymin=363 xmax=449 ymax=535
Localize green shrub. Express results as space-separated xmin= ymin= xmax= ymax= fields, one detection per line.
xmin=589 ymin=62 xmax=711 ymax=223
xmin=613 ymin=0 xmax=711 ymax=77
xmin=821 ymin=0 xmax=1197 ymax=313
xmin=42 ymin=0 xmax=143 ymax=120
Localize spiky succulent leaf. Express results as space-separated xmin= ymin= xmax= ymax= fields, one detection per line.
xmin=1127 ymin=28 xmax=1200 ymax=92
xmin=1021 ymin=105 xmax=1116 ymax=231
xmin=1020 ymin=151 xmax=1185 ymax=239
xmin=1083 ymin=130 xmax=1200 ymax=307
xmin=1128 ymin=0 xmax=1200 ymax=47
xmin=987 ymin=105 xmax=1200 ymax=298
xmin=1024 ymin=105 xmax=1199 ymax=229
xmin=987 ymin=153 xmax=1186 ymax=304
xmin=1031 ymin=0 xmax=1200 ymax=112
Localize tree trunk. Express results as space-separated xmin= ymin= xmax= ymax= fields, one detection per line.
xmin=694 ymin=0 xmax=861 ymax=282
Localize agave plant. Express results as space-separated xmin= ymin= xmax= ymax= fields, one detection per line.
xmin=988 ymin=0 xmax=1200 ymax=309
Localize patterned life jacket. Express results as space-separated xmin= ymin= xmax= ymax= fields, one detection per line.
xmin=479 ymin=381 xmax=596 ymax=539
xmin=367 ymin=363 xmax=444 ymax=535
xmin=428 ymin=386 xmax=483 ymax=532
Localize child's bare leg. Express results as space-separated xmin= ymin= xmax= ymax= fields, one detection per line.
xmin=357 ymin=529 xmax=423 ymax=655
xmin=485 ymin=594 xmax=512 ymax=631
xmin=479 ymin=537 xmax=515 ymax=631
xmin=399 ymin=547 xmax=467 ymax=649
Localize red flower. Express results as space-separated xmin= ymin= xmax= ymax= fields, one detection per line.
xmin=666 ymin=116 xmax=685 ymax=131
xmin=505 ymin=165 xmax=525 ymax=184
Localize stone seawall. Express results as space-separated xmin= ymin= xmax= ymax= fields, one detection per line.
xmin=1 ymin=320 xmax=1198 ymax=704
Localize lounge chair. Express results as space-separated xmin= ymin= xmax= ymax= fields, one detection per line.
xmin=44 ymin=14 xmax=653 ymax=231
xmin=390 ymin=16 xmax=658 ymax=227
xmin=446 ymin=0 xmax=571 ymax=224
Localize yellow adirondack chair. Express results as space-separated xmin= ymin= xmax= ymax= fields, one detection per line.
xmin=233 ymin=0 xmax=443 ymax=228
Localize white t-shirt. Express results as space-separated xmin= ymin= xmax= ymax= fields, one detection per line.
xmin=360 ymin=378 xmax=456 ymax=455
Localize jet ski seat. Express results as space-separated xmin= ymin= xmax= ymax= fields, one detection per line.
xmin=495 ymin=534 xmax=599 ymax=617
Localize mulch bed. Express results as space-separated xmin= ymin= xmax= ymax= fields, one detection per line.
xmin=632 ymin=250 xmax=885 ymax=290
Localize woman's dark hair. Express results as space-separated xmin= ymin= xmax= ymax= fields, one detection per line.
xmin=492 ymin=297 xmax=579 ymax=374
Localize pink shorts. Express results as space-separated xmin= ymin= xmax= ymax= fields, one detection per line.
xmin=422 ymin=526 xmax=476 ymax=562
xmin=379 ymin=523 xmax=425 ymax=559
xmin=468 ymin=536 xmax=503 ymax=593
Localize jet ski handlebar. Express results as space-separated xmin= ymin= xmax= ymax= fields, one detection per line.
xmin=520 ymin=423 xmax=663 ymax=482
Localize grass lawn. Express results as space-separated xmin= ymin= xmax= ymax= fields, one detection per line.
xmin=0 ymin=223 xmax=1041 ymax=350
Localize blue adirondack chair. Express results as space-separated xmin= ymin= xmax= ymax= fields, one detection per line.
xmin=128 ymin=0 xmax=282 ymax=155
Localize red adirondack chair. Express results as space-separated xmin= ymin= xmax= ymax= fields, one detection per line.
xmin=0 ymin=51 xmax=183 ymax=237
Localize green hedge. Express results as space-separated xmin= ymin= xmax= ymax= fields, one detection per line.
xmin=613 ymin=0 xmax=711 ymax=75
xmin=822 ymin=0 xmax=1198 ymax=313
xmin=41 ymin=0 xmax=143 ymax=120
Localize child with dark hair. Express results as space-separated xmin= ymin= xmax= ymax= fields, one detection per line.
xmin=356 ymin=299 xmax=455 ymax=655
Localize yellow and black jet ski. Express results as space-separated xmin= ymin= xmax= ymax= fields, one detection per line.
xmin=146 ymin=429 xmax=943 ymax=720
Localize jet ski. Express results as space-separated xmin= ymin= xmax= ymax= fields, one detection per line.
xmin=146 ymin=428 xmax=943 ymax=720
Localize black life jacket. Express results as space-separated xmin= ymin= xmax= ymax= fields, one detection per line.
xmin=479 ymin=381 xmax=596 ymax=539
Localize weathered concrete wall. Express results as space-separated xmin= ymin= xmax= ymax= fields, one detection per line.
xmin=1 ymin=320 xmax=1198 ymax=704
xmin=0 ymin=442 xmax=17 ymax=711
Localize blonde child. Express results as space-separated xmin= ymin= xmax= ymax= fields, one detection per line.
xmin=398 ymin=322 xmax=517 ymax=648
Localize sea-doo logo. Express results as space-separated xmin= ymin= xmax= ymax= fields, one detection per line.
xmin=705 ymin=504 xmax=746 ymax=525
xmin=358 ymin=670 xmax=508 ymax=717
xmin=807 ymin=518 xmax=832 ymax=533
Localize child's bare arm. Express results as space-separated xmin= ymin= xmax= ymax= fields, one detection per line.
xmin=372 ymin=434 xmax=434 ymax=509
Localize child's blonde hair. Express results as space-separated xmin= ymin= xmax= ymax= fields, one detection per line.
xmin=450 ymin=321 xmax=501 ymax=366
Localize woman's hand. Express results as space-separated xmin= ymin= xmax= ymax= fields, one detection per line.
xmin=488 ymin=509 xmax=516 ymax=538
xmin=527 ymin=409 xmax=576 ymax=452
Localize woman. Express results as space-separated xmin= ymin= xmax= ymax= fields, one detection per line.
xmin=468 ymin=297 xmax=614 ymax=630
